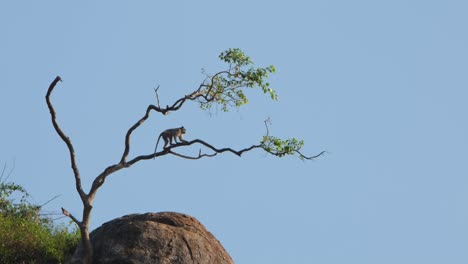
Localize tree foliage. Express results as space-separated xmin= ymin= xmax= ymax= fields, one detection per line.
xmin=261 ymin=133 xmax=325 ymax=160
xmin=0 ymin=181 xmax=38 ymax=220
xmin=0 ymin=170 xmax=80 ymax=263
xmin=198 ymin=48 xmax=277 ymax=111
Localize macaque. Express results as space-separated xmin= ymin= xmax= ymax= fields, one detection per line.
xmin=154 ymin=126 xmax=187 ymax=154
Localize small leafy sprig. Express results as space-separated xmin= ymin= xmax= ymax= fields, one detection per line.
xmin=261 ymin=136 xmax=325 ymax=160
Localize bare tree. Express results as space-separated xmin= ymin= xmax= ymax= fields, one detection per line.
xmin=46 ymin=48 xmax=324 ymax=263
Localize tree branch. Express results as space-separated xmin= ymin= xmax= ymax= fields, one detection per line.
xmin=168 ymin=149 xmax=217 ymax=160
xmin=124 ymin=139 xmax=262 ymax=167
xmin=46 ymin=76 xmax=88 ymax=205
xmin=61 ymin=207 xmax=81 ymax=226
xmin=119 ymin=88 xmax=205 ymax=164
xmin=119 ymin=105 xmax=161 ymax=164
xmin=87 ymin=164 xmax=124 ymax=202
xmin=297 ymin=150 xmax=326 ymax=160
xmin=153 ymin=85 xmax=161 ymax=108
xmin=185 ymin=139 xmax=262 ymax=156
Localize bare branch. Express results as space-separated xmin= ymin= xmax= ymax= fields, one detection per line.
xmin=168 ymin=88 xmax=205 ymax=110
xmin=185 ymin=139 xmax=262 ymax=156
xmin=127 ymin=147 xmax=180 ymax=166
xmin=119 ymin=84 xmax=207 ymax=165
xmin=168 ymin=149 xmax=217 ymax=160
xmin=297 ymin=150 xmax=326 ymax=160
xmin=88 ymin=164 xmax=124 ymax=202
xmin=127 ymin=139 xmax=261 ymax=167
xmin=119 ymin=79 xmax=218 ymax=164
xmin=264 ymin=118 xmax=271 ymax=137
xmin=61 ymin=207 xmax=81 ymax=226
xmin=39 ymin=194 xmax=61 ymax=208
xmin=109 ymin=138 xmax=262 ymax=175
xmin=153 ymin=85 xmax=161 ymax=108
xmin=46 ymin=76 xmax=87 ymax=205
xmin=0 ymin=161 xmax=15 ymax=183
xmin=52 ymin=215 xmax=68 ymax=221
xmin=0 ymin=163 xmax=6 ymax=182
xmin=119 ymin=105 xmax=166 ymax=164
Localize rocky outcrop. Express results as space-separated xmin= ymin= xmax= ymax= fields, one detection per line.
xmin=71 ymin=212 xmax=234 ymax=264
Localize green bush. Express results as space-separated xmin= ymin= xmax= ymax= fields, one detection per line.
xmin=0 ymin=180 xmax=80 ymax=263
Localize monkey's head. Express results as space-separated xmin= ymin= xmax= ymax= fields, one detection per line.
xmin=180 ymin=126 xmax=186 ymax=134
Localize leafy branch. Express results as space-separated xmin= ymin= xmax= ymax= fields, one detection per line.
xmin=197 ymin=48 xmax=277 ymax=111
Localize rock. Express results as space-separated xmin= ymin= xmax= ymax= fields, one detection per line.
xmin=70 ymin=212 xmax=234 ymax=264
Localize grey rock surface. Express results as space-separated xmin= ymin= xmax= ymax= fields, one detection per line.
xmin=71 ymin=212 xmax=234 ymax=264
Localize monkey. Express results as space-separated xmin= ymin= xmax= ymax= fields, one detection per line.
xmin=154 ymin=126 xmax=187 ymax=154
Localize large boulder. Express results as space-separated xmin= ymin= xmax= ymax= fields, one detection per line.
xmin=71 ymin=212 xmax=234 ymax=264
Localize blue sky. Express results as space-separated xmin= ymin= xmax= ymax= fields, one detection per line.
xmin=2 ymin=1 xmax=468 ymax=263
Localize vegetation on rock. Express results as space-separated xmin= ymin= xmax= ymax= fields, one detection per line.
xmin=0 ymin=169 xmax=80 ymax=263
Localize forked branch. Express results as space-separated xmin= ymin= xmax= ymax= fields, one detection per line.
xmin=119 ymin=88 xmax=206 ymax=164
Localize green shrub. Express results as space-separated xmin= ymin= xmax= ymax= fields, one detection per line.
xmin=0 ymin=180 xmax=80 ymax=263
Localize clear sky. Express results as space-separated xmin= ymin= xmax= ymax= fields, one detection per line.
xmin=2 ymin=1 xmax=468 ymax=263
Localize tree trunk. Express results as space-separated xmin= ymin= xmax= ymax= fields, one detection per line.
xmin=69 ymin=225 xmax=93 ymax=263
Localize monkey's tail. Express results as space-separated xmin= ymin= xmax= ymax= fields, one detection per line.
xmin=153 ymin=134 xmax=162 ymax=160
